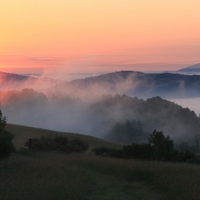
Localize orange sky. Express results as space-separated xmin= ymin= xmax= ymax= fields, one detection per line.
xmin=1 ymin=0 xmax=200 ymax=74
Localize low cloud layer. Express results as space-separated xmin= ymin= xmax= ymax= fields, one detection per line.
xmin=1 ymin=70 xmax=200 ymax=146
xmin=1 ymin=88 xmax=199 ymax=147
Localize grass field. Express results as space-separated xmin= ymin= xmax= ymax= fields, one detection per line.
xmin=0 ymin=153 xmax=163 ymax=200
xmin=1 ymin=124 xmax=200 ymax=200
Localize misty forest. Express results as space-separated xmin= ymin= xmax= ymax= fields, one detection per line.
xmin=1 ymin=69 xmax=200 ymax=149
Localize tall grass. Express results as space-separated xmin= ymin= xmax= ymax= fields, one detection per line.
xmin=3 ymin=124 xmax=200 ymax=200
xmin=0 ymin=152 xmax=162 ymax=200
xmin=1 ymin=152 xmax=200 ymax=200
xmin=74 ymin=155 xmax=200 ymax=200
xmin=0 ymin=153 xmax=93 ymax=200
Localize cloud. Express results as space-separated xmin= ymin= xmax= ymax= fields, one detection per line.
xmin=26 ymin=57 xmax=64 ymax=66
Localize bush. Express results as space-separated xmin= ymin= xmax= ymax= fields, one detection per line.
xmin=174 ymin=149 xmax=196 ymax=163
xmin=68 ymin=138 xmax=88 ymax=153
xmin=94 ymin=130 xmax=199 ymax=164
xmin=25 ymin=135 xmax=88 ymax=153
xmin=123 ymin=143 xmax=154 ymax=160
xmin=32 ymin=136 xmax=56 ymax=151
xmin=0 ymin=110 xmax=14 ymax=159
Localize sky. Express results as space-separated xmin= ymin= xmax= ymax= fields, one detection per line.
xmin=1 ymin=0 xmax=200 ymax=75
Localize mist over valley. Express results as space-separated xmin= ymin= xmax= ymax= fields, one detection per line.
xmin=1 ymin=65 xmax=200 ymax=148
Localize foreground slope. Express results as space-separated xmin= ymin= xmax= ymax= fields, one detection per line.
xmin=0 ymin=153 xmax=165 ymax=200
xmin=1 ymin=149 xmax=200 ymax=200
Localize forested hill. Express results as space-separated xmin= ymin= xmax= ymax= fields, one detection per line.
xmin=1 ymin=89 xmax=199 ymax=146
xmin=62 ymin=71 xmax=200 ymax=98
xmin=0 ymin=71 xmax=56 ymax=91
xmin=1 ymin=70 xmax=200 ymax=98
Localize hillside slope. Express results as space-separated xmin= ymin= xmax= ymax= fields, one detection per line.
xmin=0 ymin=71 xmax=57 ymax=91
xmin=6 ymin=124 xmax=121 ymax=150
xmin=177 ymin=63 xmax=200 ymax=74
xmin=57 ymin=71 xmax=200 ymax=98
xmin=2 ymin=70 xmax=200 ymax=98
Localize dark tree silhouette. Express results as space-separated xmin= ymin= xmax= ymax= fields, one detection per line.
xmin=148 ymin=130 xmax=174 ymax=160
xmin=0 ymin=110 xmax=14 ymax=159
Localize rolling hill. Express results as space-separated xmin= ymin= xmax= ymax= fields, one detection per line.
xmin=6 ymin=124 xmax=121 ymax=151
xmin=0 ymin=71 xmax=57 ymax=91
xmin=1 ymin=67 xmax=200 ymax=98
xmin=58 ymin=70 xmax=200 ymax=98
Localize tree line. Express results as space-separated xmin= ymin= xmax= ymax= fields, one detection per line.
xmin=94 ymin=130 xmax=198 ymax=163
xmin=0 ymin=109 xmax=199 ymax=164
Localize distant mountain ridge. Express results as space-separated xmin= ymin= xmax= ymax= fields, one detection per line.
xmin=62 ymin=70 xmax=200 ymax=98
xmin=0 ymin=71 xmax=57 ymax=91
xmin=177 ymin=63 xmax=200 ymax=74
xmin=2 ymin=67 xmax=200 ymax=98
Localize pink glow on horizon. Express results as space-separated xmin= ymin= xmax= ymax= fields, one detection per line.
xmin=1 ymin=1 xmax=200 ymax=74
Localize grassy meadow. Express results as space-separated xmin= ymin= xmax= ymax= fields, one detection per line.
xmin=1 ymin=124 xmax=200 ymax=200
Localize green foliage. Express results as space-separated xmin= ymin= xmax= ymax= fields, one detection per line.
xmin=173 ymin=149 xmax=197 ymax=163
xmin=0 ymin=110 xmax=14 ymax=160
xmin=54 ymin=135 xmax=69 ymax=147
xmin=148 ymin=130 xmax=174 ymax=161
xmin=149 ymin=130 xmax=174 ymax=150
xmin=68 ymin=138 xmax=89 ymax=153
xmin=32 ymin=136 xmax=55 ymax=151
xmin=123 ymin=143 xmax=154 ymax=160
xmin=94 ymin=130 xmax=197 ymax=163
xmin=24 ymin=135 xmax=88 ymax=153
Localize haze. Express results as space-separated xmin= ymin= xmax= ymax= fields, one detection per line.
xmin=1 ymin=1 xmax=200 ymax=74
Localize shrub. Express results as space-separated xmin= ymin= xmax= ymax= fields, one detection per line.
xmin=94 ymin=130 xmax=199 ymax=164
xmin=25 ymin=135 xmax=88 ymax=153
xmin=68 ymin=138 xmax=88 ymax=153
xmin=54 ymin=135 xmax=69 ymax=146
xmin=123 ymin=143 xmax=154 ymax=160
xmin=174 ymin=149 xmax=196 ymax=163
